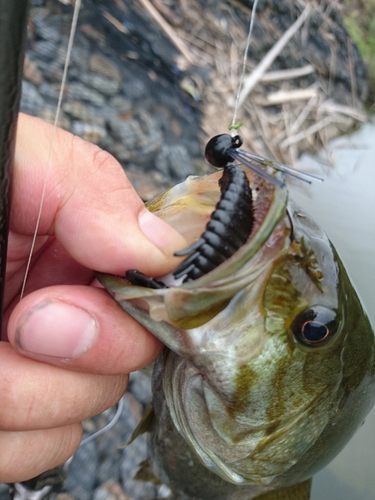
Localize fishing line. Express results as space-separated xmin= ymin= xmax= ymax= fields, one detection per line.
xmin=62 ymin=397 xmax=125 ymax=475
xmin=80 ymin=396 xmax=125 ymax=446
xmin=19 ymin=0 xmax=82 ymax=300
xmin=230 ymin=0 xmax=259 ymax=133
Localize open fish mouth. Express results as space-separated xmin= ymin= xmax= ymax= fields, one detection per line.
xmin=96 ymin=166 xmax=288 ymax=329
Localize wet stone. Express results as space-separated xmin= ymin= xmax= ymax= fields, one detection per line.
xmin=34 ymin=40 xmax=59 ymax=60
xmin=96 ymin=456 xmax=122 ymax=488
xmin=71 ymin=121 xmax=107 ymax=143
xmin=50 ymin=42 xmax=71 ymax=66
xmin=91 ymin=394 xmax=143 ymax=487
xmin=30 ymin=0 xmax=48 ymax=7
xmin=129 ymin=370 xmax=152 ymax=408
xmin=39 ymin=59 xmax=64 ymax=84
xmin=121 ymin=75 xmax=147 ymax=100
xmin=65 ymin=436 xmax=98 ymax=500
xmin=109 ymin=118 xmax=147 ymax=150
xmin=0 ymin=483 xmax=9 ymax=500
xmin=23 ymin=56 xmax=43 ymax=85
xmin=39 ymin=107 xmax=71 ymax=131
xmin=156 ymin=144 xmax=195 ymax=180
xmin=126 ymin=170 xmax=169 ymax=200
xmin=93 ymin=480 xmax=131 ymax=500
xmin=157 ymin=485 xmax=173 ymax=499
xmin=66 ymin=82 xmax=106 ymax=106
xmin=77 ymin=72 xmax=122 ymax=95
xmin=70 ymin=42 xmax=91 ymax=70
xmin=90 ymin=53 xmax=122 ymax=82
xmin=121 ymin=436 xmax=158 ymax=500
xmin=39 ymin=82 xmax=61 ymax=101
xmin=80 ymin=22 xmax=107 ymax=46
xmin=20 ymin=81 xmax=45 ymax=115
xmin=33 ymin=17 xmax=62 ymax=42
xmin=109 ymin=95 xmax=132 ymax=115
xmin=63 ymin=101 xmax=105 ymax=124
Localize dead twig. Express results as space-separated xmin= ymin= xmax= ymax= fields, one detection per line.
xmin=256 ymin=87 xmax=318 ymax=106
xmin=319 ymin=100 xmax=368 ymax=122
xmin=136 ymin=0 xmax=195 ymax=65
xmin=280 ymin=116 xmax=333 ymax=149
xmin=237 ymin=5 xmax=311 ymax=106
xmin=260 ymin=64 xmax=315 ymax=82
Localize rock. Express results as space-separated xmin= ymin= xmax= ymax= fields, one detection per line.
xmin=23 ymin=55 xmax=43 ymax=84
xmin=109 ymin=95 xmax=132 ymax=116
xmin=93 ymin=480 xmax=131 ymax=500
xmin=0 ymin=483 xmax=9 ymax=500
xmin=155 ymin=144 xmax=195 ymax=180
xmin=34 ymin=39 xmax=59 ymax=60
xmin=121 ymin=74 xmax=148 ymax=100
xmin=33 ymin=16 xmax=62 ymax=42
xmin=41 ymin=60 xmax=64 ymax=84
xmin=121 ymin=437 xmax=158 ymax=500
xmin=70 ymin=43 xmax=91 ymax=71
xmin=108 ymin=118 xmax=147 ymax=150
xmin=39 ymin=107 xmax=71 ymax=131
xmin=39 ymin=81 xmax=61 ymax=100
xmin=90 ymin=53 xmax=122 ymax=82
xmin=77 ymin=72 xmax=121 ymax=95
xmin=157 ymin=485 xmax=173 ymax=499
xmin=65 ymin=437 xmax=98 ymax=500
xmin=71 ymin=121 xmax=107 ymax=143
xmin=80 ymin=22 xmax=107 ymax=46
xmin=20 ymin=80 xmax=45 ymax=115
xmin=63 ymin=101 xmax=105 ymax=124
xmin=66 ymin=82 xmax=106 ymax=107
xmin=129 ymin=370 xmax=152 ymax=408
xmin=96 ymin=456 xmax=122 ymax=489
xmin=125 ymin=170 xmax=170 ymax=201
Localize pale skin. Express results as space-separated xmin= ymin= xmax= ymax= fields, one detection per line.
xmin=0 ymin=113 xmax=186 ymax=483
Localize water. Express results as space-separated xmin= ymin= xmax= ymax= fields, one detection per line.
xmin=288 ymin=118 xmax=375 ymax=500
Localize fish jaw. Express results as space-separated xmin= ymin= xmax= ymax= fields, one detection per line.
xmin=97 ymin=167 xmax=288 ymax=336
xmin=96 ymin=214 xmax=288 ymax=359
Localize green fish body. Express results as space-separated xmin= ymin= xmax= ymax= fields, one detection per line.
xmin=97 ymin=167 xmax=375 ymax=499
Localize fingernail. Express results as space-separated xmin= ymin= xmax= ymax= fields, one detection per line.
xmin=139 ymin=208 xmax=180 ymax=250
xmin=15 ymin=301 xmax=98 ymax=360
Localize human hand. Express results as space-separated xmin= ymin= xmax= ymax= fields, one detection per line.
xmin=0 ymin=113 xmax=186 ymax=482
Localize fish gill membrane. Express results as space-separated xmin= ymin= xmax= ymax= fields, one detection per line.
xmin=97 ymin=161 xmax=375 ymax=500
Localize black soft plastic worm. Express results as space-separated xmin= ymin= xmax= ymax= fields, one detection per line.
xmin=127 ymin=134 xmax=255 ymax=287
xmin=172 ymin=158 xmax=254 ymax=282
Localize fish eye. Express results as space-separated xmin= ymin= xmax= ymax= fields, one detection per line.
xmin=289 ymin=305 xmax=339 ymax=347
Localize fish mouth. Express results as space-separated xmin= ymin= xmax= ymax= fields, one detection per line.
xmin=97 ymin=168 xmax=288 ymax=329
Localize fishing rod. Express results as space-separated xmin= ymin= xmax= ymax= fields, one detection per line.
xmin=0 ymin=0 xmax=29 ymax=337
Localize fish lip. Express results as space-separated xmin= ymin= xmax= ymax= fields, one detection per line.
xmin=96 ymin=169 xmax=289 ymax=329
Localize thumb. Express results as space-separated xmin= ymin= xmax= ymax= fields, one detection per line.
xmin=14 ymin=113 xmax=187 ymax=276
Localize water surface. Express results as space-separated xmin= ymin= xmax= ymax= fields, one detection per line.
xmin=289 ymin=119 xmax=375 ymax=500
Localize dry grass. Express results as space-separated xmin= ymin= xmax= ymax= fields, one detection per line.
xmin=143 ymin=0 xmax=368 ymax=166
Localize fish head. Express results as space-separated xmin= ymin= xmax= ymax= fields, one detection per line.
xmin=97 ymin=168 xmax=375 ymax=488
